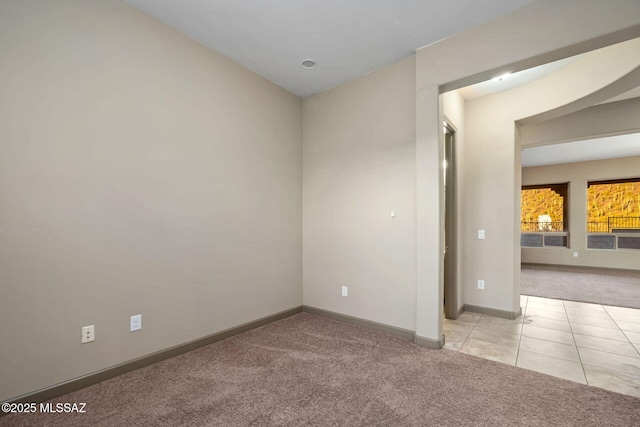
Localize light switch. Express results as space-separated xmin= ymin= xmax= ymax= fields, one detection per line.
xmin=391 ymin=211 xmax=396 ymax=218
xmin=478 ymin=230 xmax=485 ymax=240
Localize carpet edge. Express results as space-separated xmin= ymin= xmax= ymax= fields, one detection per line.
xmin=1 ymin=305 xmax=303 ymax=408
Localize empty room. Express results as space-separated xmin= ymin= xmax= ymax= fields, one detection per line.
xmin=1 ymin=0 xmax=639 ymax=425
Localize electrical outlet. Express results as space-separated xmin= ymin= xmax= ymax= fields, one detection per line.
xmin=477 ymin=280 xmax=485 ymax=290
xmin=81 ymin=325 xmax=95 ymax=344
xmin=130 ymin=314 xmax=142 ymax=332
xmin=341 ymin=286 xmax=348 ymax=297
xmin=573 ymin=252 xmax=578 ymax=257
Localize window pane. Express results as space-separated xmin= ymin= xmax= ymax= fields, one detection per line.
xmin=587 ymin=179 xmax=640 ymax=233
xmin=521 ymin=183 xmax=567 ymax=232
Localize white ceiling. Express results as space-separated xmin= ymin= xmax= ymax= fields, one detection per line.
xmin=457 ymin=47 xmax=640 ymax=167
xmin=458 ymin=51 xmax=640 ymax=103
xmin=522 ymin=134 xmax=640 ymax=167
xmin=457 ymin=56 xmax=581 ymax=101
xmin=123 ymin=0 xmax=540 ymax=98
xmin=122 ymin=0 xmax=640 ymax=167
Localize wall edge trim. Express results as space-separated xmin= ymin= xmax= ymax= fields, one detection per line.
xmin=463 ymin=304 xmax=522 ymax=320
xmin=2 ymin=306 xmax=303 ymax=407
xmin=302 ymin=305 xmax=415 ymax=341
xmin=414 ymin=334 xmax=445 ymax=349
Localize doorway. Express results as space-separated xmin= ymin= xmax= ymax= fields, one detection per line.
xmin=444 ymin=122 xmax=458 ymax=319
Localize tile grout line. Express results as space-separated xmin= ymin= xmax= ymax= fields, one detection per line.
xmin=621 ymin=331 xmax=640 ymax=357
xmin=564 ymin=299 xmax=589 ymax=385
xmin=455 ymin=302 xmax=639 ymax=396
xmin=603 ymin=305 xmax=640 ymax=357
xmin=519 ymin=298 xmax=585 ymax=361
xmin=513 ymin=297 xmax=529 ymax=366
xmin=443 ymin=311 xmax=480 ymax=352
xmin=458 ymin=314 xmax=481 ymax=352
xmin=522 ymin=299 xmax=581 ymax=357
xmin=515 ymin=297 xmax=528 ymax=366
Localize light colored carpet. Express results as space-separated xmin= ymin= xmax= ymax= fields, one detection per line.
xmin=521 ymin=264 xmax=640 ymax=309
xmin=2 ymin=313 xmax=639 ymax=426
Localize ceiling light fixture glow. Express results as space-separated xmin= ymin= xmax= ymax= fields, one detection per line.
xmin=301 ymin=59 xmax=317 ymax=69
xmin=491 ymin=73 xmax=511 ymax=82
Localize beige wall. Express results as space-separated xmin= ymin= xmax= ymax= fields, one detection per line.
xmin=416 ymin=0 xmax=640 ymax=341
xmin=522 ymin=156 xmax=640 ymax=270
xmin=3 ymin=0 xmax=640 ymax=403
xmin=0 ymin=0 xmax=302 ymax=401
xmin=520 ymin=98 xmax=640 ymax=147
xmin=459 ymin=38 xmax=640 ymax=312
xmin=303 ymin=0 xmax=640 ymax=347
xmin=303 ymin=57 xmax=417 ymax=331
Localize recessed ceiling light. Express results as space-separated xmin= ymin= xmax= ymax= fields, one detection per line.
xmin=491 ymin=73 xmax=511 ymax=82
xmin=301 ymin=59 xmax=317 ymax=69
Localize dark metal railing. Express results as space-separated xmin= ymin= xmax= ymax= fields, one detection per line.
xmin=587 ymin=217 xmax=640 ymax=233
xmin=609 ymin=216 xmax=640 ymax=232
xmin=522 ymin=217 xmax=640 ymax=233
xmin=521 ymin=221 xmax=564 ymax=232
xmin=587 ymin=222 xmax=609 ymax=233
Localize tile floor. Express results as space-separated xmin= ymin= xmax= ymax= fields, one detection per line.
xmin=443 ymin=295 xmax=640 ymax=398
